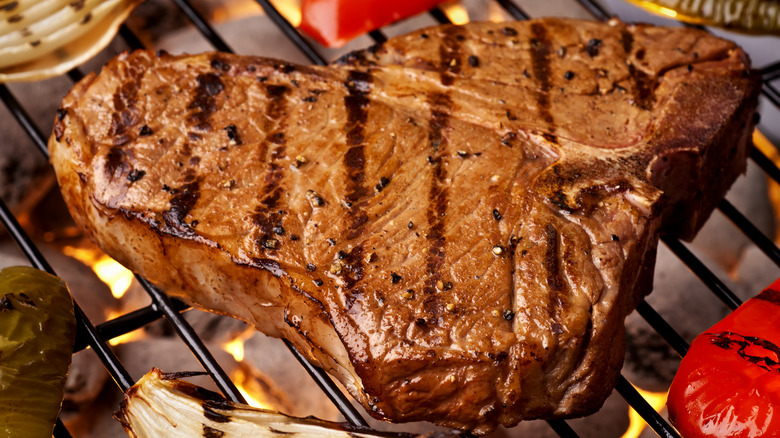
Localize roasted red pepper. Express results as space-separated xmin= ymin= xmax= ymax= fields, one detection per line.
xmin=668 ymin=278 xmax=780 ymax=437
xmin=299 ymin=0 xmax=448 ymax=48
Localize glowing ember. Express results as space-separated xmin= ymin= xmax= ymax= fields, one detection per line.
xmin=232 ymin=367 xmax=276 ymax=410
xmin=441 ymin=1 xmax=469 ymax=25
xmin=273 ymin=0 xmax=302 ymax=27
xmin=621 ymin=386 xmax=668 ymax=438
xmin=225 ymin=336 xmax=246 ymax=362
xmin=63 ymin=246 xmax=134 ymax=299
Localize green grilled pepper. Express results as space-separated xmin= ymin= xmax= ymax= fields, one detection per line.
xmin=624 ymin=0 xmax=780 ymax=35
xmin=0 ymin=266 xmax=76 ymax=438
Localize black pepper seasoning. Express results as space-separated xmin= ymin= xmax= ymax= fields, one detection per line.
xmin=586 ymin=38 xmax=602 ymax=57
xmin=391 ymin=273 xmax=402 ymax=284
xmin=139 ymin=125 xmax=153 ymax=136
xmin=564 ymin=71 xmax=575 ymax=80
xmin=273 ymin=225 xmax=285 ymax=235
xmin=313 ymin=279 xmax=323 ymax=286
xmin=467 ymin=55 xmax=479 ymax=67
xmin=127 ymin=169 xmax=145 ymax=182
xmin=306 ymin=263 xmax=316 ymax=271
xmin=503 ymin=310 xmax=515 ymax=321
xmin=492 ymin=209 xmax=502 ymax=221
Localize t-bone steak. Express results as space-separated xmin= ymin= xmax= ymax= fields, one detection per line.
xmin=49 ymin=17 xmax=760 ymax=435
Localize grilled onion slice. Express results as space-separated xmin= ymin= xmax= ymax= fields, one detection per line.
xmin=115 ymin=368 xmax=447 ymax=438
xmin=0 ymin=0 xmax=143 ymax=82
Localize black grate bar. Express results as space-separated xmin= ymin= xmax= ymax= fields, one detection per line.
xmin=171 ymin=0 xmax=234 ymax=53
xmin=750 ymin=146 xmax=780 ymax=184
xmin=54 ymin=418 xmax=73 ymax=438
xmin=0 ymin=197 xmax=135 ymax=392
xmin=137 ymin=276 xmax=247 ymax=404
xmin=73 ymin=299 xmax=190 ymax=352
xmin=0 ymin=84 xmax=48 ymax=156
xmin=574 ymin=0 xmax=610 ymax=20
xmin=764 ymin=81 xmax=780 ymax=108
xmin=495 ymin=0 xmax=531 ymax=21
xmin=282 ymin=339 xmax=371 ymax=428
xmin=253 ymin=0 xmax=327 ymax=66
xmin=66 ymin=68 xmax=85 ymax=83
xmin=763 ymin=60 xmax=780 ymax=78
xmin=615 ymin=376 xmax=680 ymax=438
xmin=429 ymin=7 xmax=453 ymax=25
xmin=369 ymin=29 xmax=388 ymax=44
xmin=661 ymin=236 xmax=742 ymax=310
xmin=718 ymin=199 xmax=780 ymax=268
xmin=636 ymin=300 xmax=689 ymax=357
xmin=119 ymin=24 xmax=147 ymax=52
xmin=546 ymin=419 xmax=580 ymax=437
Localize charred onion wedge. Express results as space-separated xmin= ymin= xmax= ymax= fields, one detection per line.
xmin=0 ymin=266 xmax=76 ymax=437
xmin=0 ymin=0 xmax=143 ymax=82
xmin=115 ymin=368 xmax=451 ymax=437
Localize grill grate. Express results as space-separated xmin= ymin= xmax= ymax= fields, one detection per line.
xmin=1 ymin=1 xmax=778 ymax=437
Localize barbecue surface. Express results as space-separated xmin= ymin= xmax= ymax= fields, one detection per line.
xmin=48 ymin=18 xmax=760 ymax=434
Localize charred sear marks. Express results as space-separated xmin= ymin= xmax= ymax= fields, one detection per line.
xmin=439 ymin=27 xmax=463 ymax=86
xmin=708 ymin=331 xmax=780 ymax=372
xmin=253 ymin=84 xmax=290 ymax=254
xmin=529 ymin=23 xmax=556 ymax=143
xmin=757 ymin=288 xmax=780 ymax=305
xmin=109 ymin=65 xmax=145 ymax=146
xmin=422 ymin=93 xmax=452 ymax=312
xmin=202 ymin=425 xmax=225 ymax=437
xmin=544 ymin=224 xmax=567 ymax=324
xmin=621 ymin=30 xmax=656 ymax=110
xmin=203 ymin=400 xmax=232 ymax=423
xmin=163 ymin=179 xmax=201 ymax=237
xmin=187 ymin=73 xmax=224 ymax=131
xmin=343 ymin=70 xmax=373 ymax=240
xmin=104 ymin=146 xmax=130 ymax=182
xmin=339 ymin=246 xmax=365 ymax=306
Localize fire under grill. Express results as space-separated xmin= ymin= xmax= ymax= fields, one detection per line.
xmin=1 ymin=0 xmax=779 ymax=436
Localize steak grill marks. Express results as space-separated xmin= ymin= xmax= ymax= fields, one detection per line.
xmin=343 ymin=70 xmax=373 ymax=240
xmin=530 ymin=23 xmax=557 ymax=144
xmin=439 ymin=27 xmax=463 ymax=86
xmin=187 ymin=73 xmax=225 ymax=131
xmin=621 ymin=30 xmax=656 ymax=110
xmin=251 ymin=84 xmax=290 ymax=254
xmin=422 ymin=92 xmax=452 ymax=323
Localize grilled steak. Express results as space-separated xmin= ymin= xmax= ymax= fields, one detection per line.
xmin=49 ymin=18 xmax=760 ymax=434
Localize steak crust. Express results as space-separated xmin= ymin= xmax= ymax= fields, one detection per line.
xmin=48 ymin=18 xmax=760 ymax=434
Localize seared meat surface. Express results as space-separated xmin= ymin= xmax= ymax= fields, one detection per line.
xmin=49 ymin=18 xmax=759 ymax=434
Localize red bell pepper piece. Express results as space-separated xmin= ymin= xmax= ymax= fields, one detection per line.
xmin=667 ymin=278 xmax=780 ymax=437
xmin=298 ymin=0 xmax=448 ymax=48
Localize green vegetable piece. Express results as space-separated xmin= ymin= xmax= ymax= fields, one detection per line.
xmin=0 ymin=266 xmax=76 ymax=438
xmin=623 ymin=0 xmax=780 ymax=35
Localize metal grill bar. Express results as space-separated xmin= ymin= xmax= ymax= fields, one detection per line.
xmin=636 ymin=301 xmax=689 ymax=357
xmin=0 ymin=197 xmax=135 ymax=392
xmin=172 ymin=0 xmax=234 ymax=53
xmin=750 ymin=147 xmax=780 ymax=184
xmin=495 ymin=0 xmax=531 ymax=20
xmin=718 ymin=199 xmax=780 ymax=267
xmin=615 ymin=376 xmax=681 ymax=438
xmin=661 ymin=237 xmax=743 ymax=310
xmin=254 ymin=0 xmax=328 ymax=65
